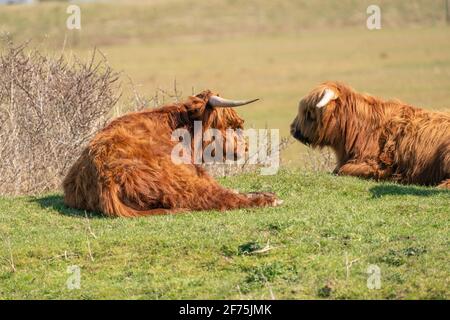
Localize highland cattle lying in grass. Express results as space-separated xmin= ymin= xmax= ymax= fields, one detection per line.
xmin=63 ymin=91 xmax=281 ymax=217
xmin=291 ymin=81 xmax=450 ymax=188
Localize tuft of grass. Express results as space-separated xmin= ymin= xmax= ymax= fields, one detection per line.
xmin=0 ymin=169 xmax=448 ymax=299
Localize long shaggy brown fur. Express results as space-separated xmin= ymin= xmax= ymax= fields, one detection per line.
xmin=291 ymin=81 xmax=450 ymax=188
xmin=63 ymin=90 xmax=280 ymax=217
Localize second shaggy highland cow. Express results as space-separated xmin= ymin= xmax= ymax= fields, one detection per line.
xmin=291 ymin=82 xmax=450 ymax=188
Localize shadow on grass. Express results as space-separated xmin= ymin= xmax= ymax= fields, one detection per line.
xmin=31 ymin=195 xmax=104 ymax=219
xmin=370 ymin=184 xmax=450 ymax=198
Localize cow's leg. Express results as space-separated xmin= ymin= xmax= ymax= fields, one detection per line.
xmin=110 ymin=158 xmax=281 ymax=216
xmin=189 ymin=186 xmax=281 ymax=211
xmin=437 ymin=179 xmax=450 ymax=189
xmin=131 ymin=208 xmax=187 ymax=216
xmin=177 ymin=162 xmax=283 ymax=210
xmin=152 ymin=178 xmax=281 ymax=211
xmin=438 ymin=145 xmax=450 ymax=189
xmin=337 ymin=161 xmax=388 ymax=180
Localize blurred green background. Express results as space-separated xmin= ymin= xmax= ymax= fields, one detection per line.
xmin=1 ymin=0 xmax=449 ymax=164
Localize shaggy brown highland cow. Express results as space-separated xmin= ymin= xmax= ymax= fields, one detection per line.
xmin=63 ymin=90 xmax=281 ymax=217
xmin=291 ymin=82 xmax=450 ymax=188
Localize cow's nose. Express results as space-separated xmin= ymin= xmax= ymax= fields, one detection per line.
xmin=290 ymin=122 xmax=297 ymax=136
xmin=291 ymin=129 xmax=302 ymax=140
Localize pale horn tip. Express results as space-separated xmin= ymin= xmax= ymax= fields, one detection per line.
xmin=208 ymin=95 xmax=260 ymax=108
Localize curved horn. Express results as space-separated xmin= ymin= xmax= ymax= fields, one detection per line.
xmin=316 ymin=89 xmax=337 ymax=108
xmin=208 ymin=95 xmax=259 ymax=108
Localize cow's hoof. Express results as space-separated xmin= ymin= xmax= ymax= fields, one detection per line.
xmin=437 ymin=179 xmax=450 ymax=189
xmin=272 ymin=199 xmax=284 ymax=207
xmin=245 ymin=192 xmax=282 ymax=207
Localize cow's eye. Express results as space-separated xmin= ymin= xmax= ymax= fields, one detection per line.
xmin=305 ymin=110 xmax=315 ymax=121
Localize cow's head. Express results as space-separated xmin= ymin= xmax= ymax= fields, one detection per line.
xmin=184 ymin=90 xmax=258 ymax=161
xmin=290 ymin=83 xmax=341 ymax=147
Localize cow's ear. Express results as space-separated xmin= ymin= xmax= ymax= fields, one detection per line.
xmin=316 ymin=88 xmax=338 ymax=108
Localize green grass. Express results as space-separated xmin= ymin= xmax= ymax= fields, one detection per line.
xmin=0 ymin=1 xmax=449 ymax=299
xmin=1 ymin=170 xmax=449 ymax=299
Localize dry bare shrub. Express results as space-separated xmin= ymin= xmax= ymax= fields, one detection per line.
xmin=0 ymin=41 xmax=120 ymax=195
xmin=300 ymin=148 xmax=336 ymax=172
xmin=114 ymin=79 xmax=185 ymax=119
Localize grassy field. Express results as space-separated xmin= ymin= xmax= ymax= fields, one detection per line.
xmin=0 ymin=0 xmax=449 ymax=299
xmin=0 ymin=170 xmax=449 ymax=299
